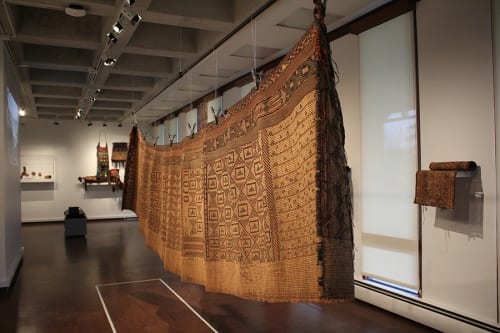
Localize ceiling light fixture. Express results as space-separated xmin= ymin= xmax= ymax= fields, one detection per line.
xmin=126 ymin=0 xmax=136 ymax=5
xmin=118 ymin=122 xmax=123 ymax=127
xmin=103 ymin=58 xmax=116 ymax=66
xmin=19 ymin=108 xmax=26 ymax=117
xmin=106 ymin=32 xmax=118 ymax=43
xmin=65 ymin=4 xmax=86 ymax=17
xmin=87 ymin=121 xmax=93 ymax=126
xmin=112 ymin=22 xmax=124 ymax=34
xmin=103 ymin=122 xmax=107 ymax=127
xmin=75 ymin=108 xmax=83 ymax=120
xmin=54 ymin=120 xmax=60 ymax=125
xmin=130 ymin=14 xmax=141 ymax=26
xmin=122 ymin=3 xmax=141 ymax=26
xmin=90 ymin=97 xmax=96 ymax=102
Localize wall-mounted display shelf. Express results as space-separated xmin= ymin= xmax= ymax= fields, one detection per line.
xmin=20 ymin=155 xmax=55 ymax=183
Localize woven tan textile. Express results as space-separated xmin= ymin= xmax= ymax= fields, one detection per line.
xmin=414 ymin=161 xmax=476 ymax=209
xmin=122 ymin=5 xmax=353 ymax=302
xmin=414 ymin=170 xmax=457 ymax=209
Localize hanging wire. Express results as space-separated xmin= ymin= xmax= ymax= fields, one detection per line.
xmin=131 ymin=77 xmax=138 ymax=126
xmin=178 ymin=1 xmax=183 ymax=75
xmin=188 ymin=69 xmax=193 ymax=109
xmin=179 ymin=25 xmax=183 ymax=74
xmin=251 ymin=17 xmax=262 ymax=88
xmin=213 ymin=48 xmax=218 ymax=100
xmin=251 ymin=17 xmax=257 ymax=74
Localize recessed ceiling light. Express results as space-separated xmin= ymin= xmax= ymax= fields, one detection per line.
xmin=19 ymin=108 xmax=26 ymax=117
xmin=103 ymin=58 xmax=116 ymax=66
xmin=112 ymin=22 xmax=124 ymax=34
xmin=106 ymin=32 xmax=118 ymax=43
xmin=130 ymin=14 xmax=141 ymax=26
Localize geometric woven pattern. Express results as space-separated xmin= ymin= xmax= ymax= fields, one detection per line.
xmin=123 ymin=3 xmax=353 ymax=302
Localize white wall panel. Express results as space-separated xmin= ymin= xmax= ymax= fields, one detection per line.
xmin=417 ymin=0 xmax=497 ymax=323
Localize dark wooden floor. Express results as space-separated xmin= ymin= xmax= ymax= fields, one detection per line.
xmin=0 ymin=220 xmax=439 ymax=332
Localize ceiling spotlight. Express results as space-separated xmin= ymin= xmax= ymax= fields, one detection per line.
xmin=90 ymin=97 xmax=96 ymax=102
xmin=87 ymin=121 xmax=93 ymax=126
xmin=96 ymin=88 xmax=101 ymax=94
xmin=103 ymin=122 xmax=107 ymax=127
xmin=118 ymin=122 xmax=123 ymax=127
xmin=106 ymin=32 xmax=118 ymax=43
xmin=65 ymin=4 xmax=86 ymax=17
xmin=19 ymin=108 xmax=26 ymax=117
xmin=112 ymin=22 xmax=124 ymax=34
xmin=126 ymin=0 xmax=136 ymax=5
xmin=54 ymin=121 xmax=60 ymax=125
xmin=103 ymin=58 xmax=116 ymax=66
xmin=130 ymin=14 xmax=141 ymax=25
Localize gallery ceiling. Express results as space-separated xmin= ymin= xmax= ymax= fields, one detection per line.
xmin=0 ymin=0 xmax=389 ymax=124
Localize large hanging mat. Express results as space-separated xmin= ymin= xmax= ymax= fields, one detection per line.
xmin=122 ymin=0 xmax=353 ymax=302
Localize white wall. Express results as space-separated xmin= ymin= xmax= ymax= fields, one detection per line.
xmin=494 ymin=0 xmax=500 ymax=322
xmin=20 ymin=119 xmax=137 ymax=222
xmin=223 ymin=86 xmax=241 ymax=110
xmin=334 ymin=0 xmax=499 ymax=330
xmin=418 ymin=0 xmax=497 ymax=324
xmin=0 ymin=44 xmax=23 ymax=287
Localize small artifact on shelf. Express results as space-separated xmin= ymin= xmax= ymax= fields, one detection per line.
xmin=20 ymin=166 xmax=29 ymax=179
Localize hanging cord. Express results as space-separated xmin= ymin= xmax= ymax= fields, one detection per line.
xmin=212 ymin=48 xmax=222 ymax=123
xmin=251 ymin=17 xmax=263 ymax=88
xmin=213 ymin=48 xmax=218 ymax=100
xmin=178 ymin=1 xmax=183 ymax=75
xmin=131 ymin=76 xmax=138 ymax=126
xmin=189 ymin=70 xmax=193 ymax=109
xmin=179 ymin=25 xmax=183 ymax=75
xmin=98 ymin=130 xmax=108 ymax=146
xmin=252 ymin=17 xmax=257 ymax=74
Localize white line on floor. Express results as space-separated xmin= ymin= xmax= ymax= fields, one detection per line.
xmin=95 ymin=278 xmax=218 ymax=333
xmin=159 ymin=278 xmax=219 ymax=333
xmin=96 ymin=278 xmax=161 ymax=288
xmin=95 ymin=285 xmax=117 ymax=333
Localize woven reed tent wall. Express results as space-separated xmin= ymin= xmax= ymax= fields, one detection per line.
xmin=123 ymin=0 xmax=353 ymax=302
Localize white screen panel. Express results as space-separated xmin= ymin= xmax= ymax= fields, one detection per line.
xmin=359 ymin=12 xmax=419 ymax=289
xmin=168 ymin=117 xmax=178 ymax=143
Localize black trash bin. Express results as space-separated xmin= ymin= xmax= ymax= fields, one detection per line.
xmin=64 ymin=207 xmax=87 ymax=237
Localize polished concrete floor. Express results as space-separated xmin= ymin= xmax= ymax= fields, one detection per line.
xmin=0 ymin=220 xmax=439 ymax=332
